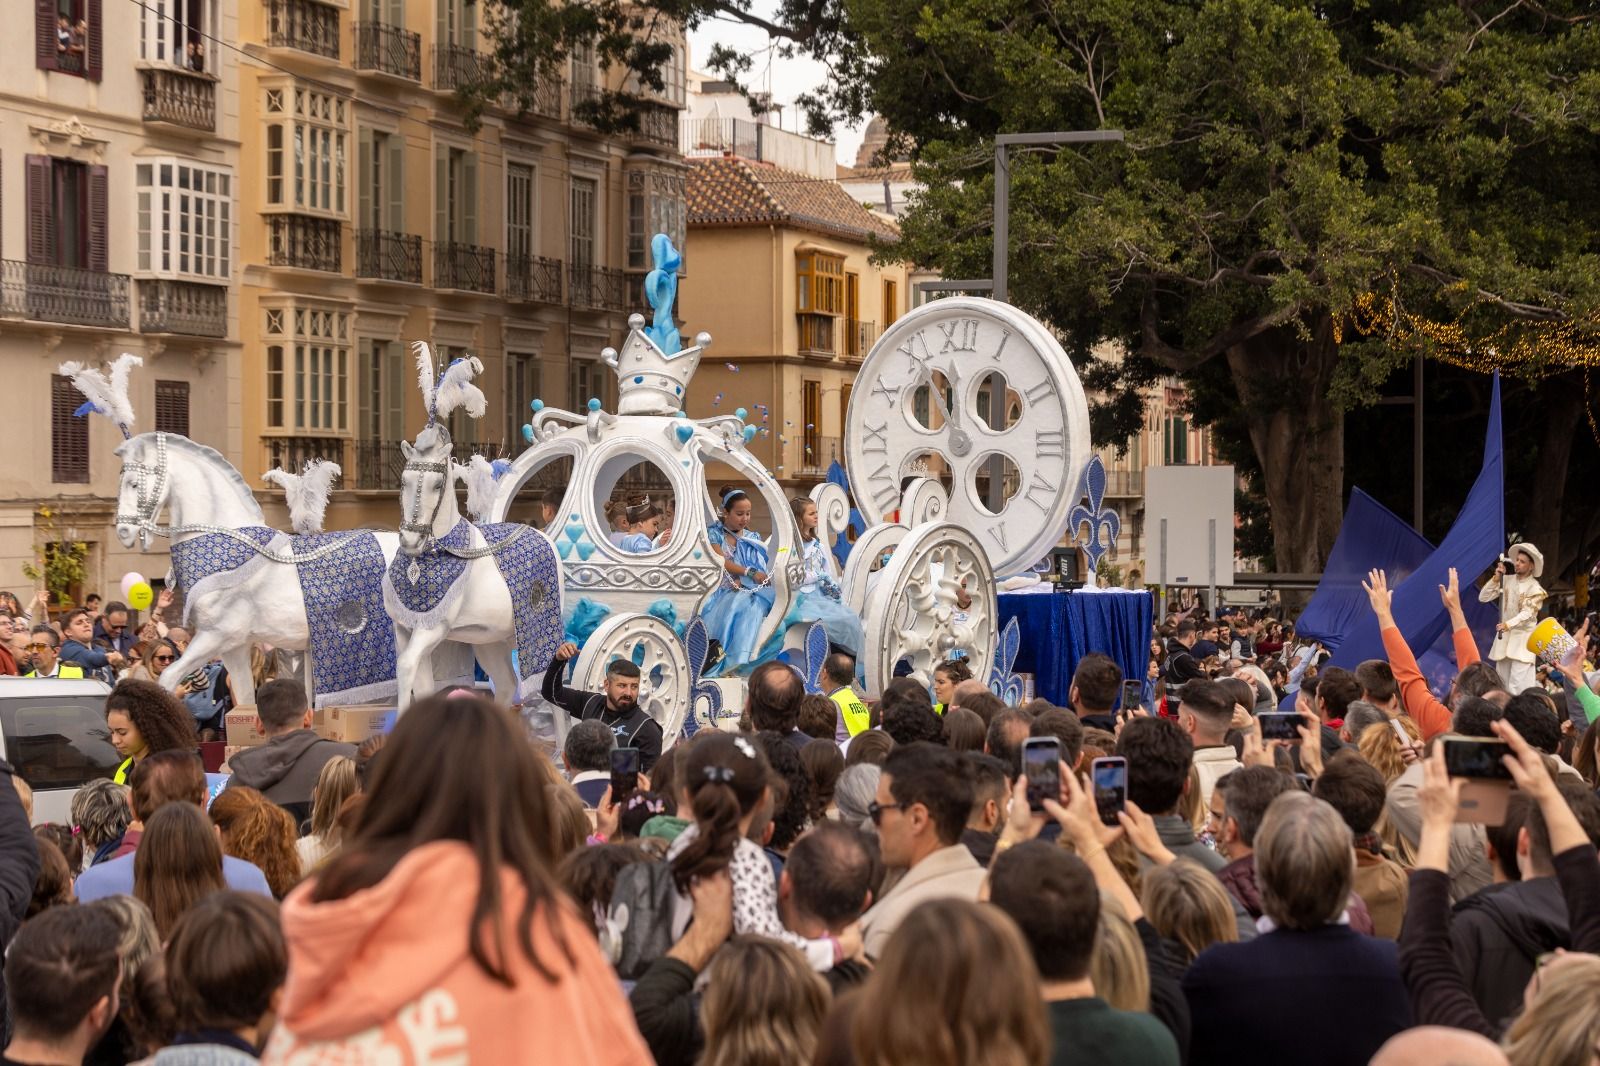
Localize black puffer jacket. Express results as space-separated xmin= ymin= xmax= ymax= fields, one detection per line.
xmin=1450 ymin=875 xmax=1568 ymax=1030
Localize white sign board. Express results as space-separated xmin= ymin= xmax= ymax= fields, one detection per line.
xmin=1144 ymin=465 xmax=1235 ymax=587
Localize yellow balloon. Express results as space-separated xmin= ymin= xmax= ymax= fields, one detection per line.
xmin=128 ymin=582 xmax=154 ymax=611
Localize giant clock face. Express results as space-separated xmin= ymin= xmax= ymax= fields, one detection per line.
xmin=843 ymin=297 xmax=1091 ymax=576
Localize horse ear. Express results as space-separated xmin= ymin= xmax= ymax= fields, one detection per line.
xmin=400 ymin=440 xmax=414 ymax=461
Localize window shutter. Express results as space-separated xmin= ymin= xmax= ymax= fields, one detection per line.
xmin=464 ymin=0 xmax=477 ymax=46
xmin=51 ymin=375 xmax=89 ymax=484
xmin=386 ymin=0 xmax=404 ymax=27
xmin=154 ymin=381 xmax=190 ymax=437
xmin=357 ymin=127 xmax=373 ymax=231
xmin=434 ymin=146 xmax=448 ymax=244
xmin=462 ymin=152 xmax=478 ymax=245
xmin=357 ymin=337 xmax=373 ymax=437
xmin=386 ymin=135 xmax=405 ymax=232
xmin=384 ymin=342 xmax=403 ymax=439
xmin=85 ymin=0 xmax=102 ymax=81
xmin=87 ymin=164 xmax=109 ymax=272
xmin=35 ymin=0 xmax=56 ymax=71
xmin=25 ymin=155 xmax=54 ymax=266
xmin=436 ymin=0 xmax=449 ymax=47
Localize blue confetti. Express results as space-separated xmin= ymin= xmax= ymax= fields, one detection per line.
xmin=726 ymin=363 xmax=740 ymax=372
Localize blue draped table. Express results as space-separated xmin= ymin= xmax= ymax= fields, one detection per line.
xmin=997 ymin=589 xmax=1153 ymax=706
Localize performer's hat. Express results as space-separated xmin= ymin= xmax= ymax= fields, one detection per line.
xmin=1509 ymin=542 xmax=1544 ymax=578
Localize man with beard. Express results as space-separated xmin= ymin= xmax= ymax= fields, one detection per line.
xmin=544 ymin=641 xmax=663 ymax=771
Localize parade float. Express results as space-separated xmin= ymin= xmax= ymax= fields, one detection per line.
xmin=67 ymin=232 xmax=1097 ymax=750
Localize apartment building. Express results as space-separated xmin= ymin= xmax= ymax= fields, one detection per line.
xmin=0 ymin=0 xmax=242 ymax=604
xmin=240 ymin=0 xmax=688 ymax=531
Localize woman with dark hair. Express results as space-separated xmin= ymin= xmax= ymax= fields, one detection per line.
xmin=267 ymin=693 xmax=651 ymax=1063
xmin=106 ymin=679 xmax=198 ymax=784
xmin=932 ymin=658 xmax=974 ymax=714
xmin=699 ymin=487 xmax=777 ymax=670
xmin=619 ymin=497 xmax=663 ymax=553
xmin=941 ymin=707 xmax=986 ymax=753
xmin=135 ymin=803 xmax=227 ymax=940
xmin=210 ymin=786 xmax=302 ymax=900
xmin=667 ymin=732 xmax=845 ymax=971
xmin=799 ymin=738 xmax=845 ymax=823
xmin=158 ymin=892 xmax=287 ymax=1062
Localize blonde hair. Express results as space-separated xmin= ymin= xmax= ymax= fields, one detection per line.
xmin=1357 ymin=718 xmax=1419 ymax=784
xmin=1256 ymin=792 xmax=1354 ymax=930
xmin=700 ymin=936 xmax=829 ymax=1066
xmin=1089 ymin=895 xmax=1150 ymax=1011
xmin=1141 ymin=857 xmax=1239 ymax=965
xmin=308 ymin=756 xmax=359 ymax=844
xmin=852 ymin=900 xmax=1048 ymax=1066
xmin=1502 ymin=954 xmax=1600 ymax=1066
xmin=1182 ymin=765 xmax=1205 ymax=832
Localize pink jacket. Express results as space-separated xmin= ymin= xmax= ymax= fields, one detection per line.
xmin=263 ymin=841 xmax=651 ymax=1065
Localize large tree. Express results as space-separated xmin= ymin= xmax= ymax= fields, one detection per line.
xmin=477 ymin=0 xmax=1600 ymax=573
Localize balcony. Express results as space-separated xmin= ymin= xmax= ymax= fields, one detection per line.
xmin=844 ymin=319 xmax=877 ymax=359
xmin=263 ymin=436 xmax=345 ymax=475
xmin=628 ymin=103 xmax=680 ymax=151
xmin=0 ymin=260 xmax=129 ymax=329
xmin=795 ymin=435 xmax=842 ymax=476
xmin=797 ymin=313 xmax=836 ymax=357
xmin=350 ymin=438 xmax=404 ymax=490
xmin=683 ymin=116 xmax=836 ymax=177
xmin=354 ymin=21 xmax=421 ymax=81
xmin=505 ymin=254 xmax=563 ymax=304
xmin=138 ymin=280 xmax=227 ymax=338
xmin=569 ymin=82 xmax=602 ymax=128
xmin=1103 ymin=469 xmax=1145 ymax=498
xmin=267 ymin=215 xmax=342 ymax=273
xmin=268 ymin=0 xmax=340 ymax=59
xmin=433 ymin=44 xmax=485 ymax=92
xmin=140 ymin=67 xmax=216 ymax=133
xmin=568 ymin=264 xmax=625 ymax=312
xmin=434 ymin=242 xmax=496 ymax=293
xmin=356 ymin=230 xmax=422 ymax=284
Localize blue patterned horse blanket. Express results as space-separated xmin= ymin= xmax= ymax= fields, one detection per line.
xmin=168 ymin=527 xmax=397 ymax=705
xmin=383 ymin=520 xmax=562 ymax=680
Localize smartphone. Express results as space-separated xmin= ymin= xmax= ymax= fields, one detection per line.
xmin=1443 ymin=738 xmax=1513 ymax=781
xmin=1258 ymin=712 xmax=1303 ymax=742
xmin=1119 ymin=680 xmax=1143 ymax=716
xmin=1090 ymin=757 xmax=1127 ymax=826
xmin=1389 ymin=718 xmax=1413 ymax=746
xmin=609 ymin=747 xmax=641 ymax=802
xmin=1021 ymin=737 xmax=1062 ymax=812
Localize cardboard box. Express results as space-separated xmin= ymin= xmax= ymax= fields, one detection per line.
xmin=322 ymin=705 xmax=397 ymax=743
xmin=224 ymin=708 xmax=267 ymax=747
xmin=221 ymin=745 xmax=249 ymax=773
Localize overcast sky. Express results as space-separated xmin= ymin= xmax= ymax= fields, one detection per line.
xmin=686 ymin=14 xmax=870 ymax=167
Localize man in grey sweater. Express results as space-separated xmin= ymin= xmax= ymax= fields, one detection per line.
xmin=225 ymin=678 xmax=356 ymax=826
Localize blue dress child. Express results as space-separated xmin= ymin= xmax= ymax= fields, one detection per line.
xmin=699 ymin=489 xmax=777 ymax=669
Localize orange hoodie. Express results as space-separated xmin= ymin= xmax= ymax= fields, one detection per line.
xmin=262 ymin=841 xmax=652 ymax=1066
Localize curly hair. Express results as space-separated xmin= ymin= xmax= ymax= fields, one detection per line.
xmin=208 ymin=787 xmax=302 ymax=900
xmin=106 ymin=679 xmax=197 ymax=757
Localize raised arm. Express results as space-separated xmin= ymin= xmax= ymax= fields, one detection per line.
xmin=1439 ymin=569 xmax=1481 ymax=669
xmin=1368 ymin=569 xmax=1452 ymax=740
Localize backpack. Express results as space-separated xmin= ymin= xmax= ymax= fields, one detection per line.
xmin=182 ymin=661 xmax=232 ymax=724
xmin=603 ymin=860 xmax=680 ymax=981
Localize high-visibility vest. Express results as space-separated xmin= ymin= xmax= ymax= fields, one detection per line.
xmin=113 ymin=757 xmax=133 ymax=785
xmin=831 ymin=687 xmax=871 ymax=738
xmin=24 ymin=663 xmax=85 ymax=679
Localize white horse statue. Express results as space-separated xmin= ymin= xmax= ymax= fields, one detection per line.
xmin=112 ymin=431 xmax=404 ymax=707
xmin=382 ymin=346 xmax=563 ymax=709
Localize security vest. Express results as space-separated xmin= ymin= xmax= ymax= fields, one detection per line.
xmin=25 ymin=663 xmax=85 ymax=679
xmin=831 ymin=687 xmax=871 ymax=738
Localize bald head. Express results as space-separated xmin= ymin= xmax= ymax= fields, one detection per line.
xmin=950 ymin=679 xmax=989 ymax=710
xmin=1369 ymin=1027 xmax=1508 ymax=1066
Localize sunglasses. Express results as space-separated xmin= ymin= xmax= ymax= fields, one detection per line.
xmin=25 ymin=643 xmax=55 ymax=651
xmin=867 ymin=801 xmax=906 ymax=825
xmin=153 ymin=655 xmax=175 ymax=663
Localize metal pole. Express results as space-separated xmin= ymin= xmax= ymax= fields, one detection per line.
xmin=1413 ymin=354 xmax=1424 ymax=532
xmin=1159 ymin=519 xmax=1169 ymax=621
xmin=1207 ymin=518 xmax=1217 ymax=627
xmin=993 ymin=144 xmax=1010 ymax=304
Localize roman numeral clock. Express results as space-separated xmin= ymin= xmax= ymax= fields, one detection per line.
xmin=843 ymin=297 xmax=1092 ymax=577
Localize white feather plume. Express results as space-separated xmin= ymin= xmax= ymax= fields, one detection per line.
xmin=412 ymin=341 xmax=437 ymax=417
xmin=434 ymin=355 xmax=487 ymax=420
xmin=263 ymin=460 xmax=342 ymax=535
xmin=58 ymin=353 xmax=143 ymax=431
xmin=459 ymin=454 xmax=500 ymax=522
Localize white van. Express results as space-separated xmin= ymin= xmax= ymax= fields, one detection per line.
xmin=0 ymin=678 xmax=119 ymax=825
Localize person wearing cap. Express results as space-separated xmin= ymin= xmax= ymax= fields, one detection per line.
xmin=1478 ymin=542 xmax=1546 ymax=692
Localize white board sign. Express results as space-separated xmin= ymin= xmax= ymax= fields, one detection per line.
xmin=1143 ymin=465 xmax=1235 ymax=586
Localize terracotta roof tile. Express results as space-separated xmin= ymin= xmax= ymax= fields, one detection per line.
xmin=686 ymin=157 xmax=899 ymax=244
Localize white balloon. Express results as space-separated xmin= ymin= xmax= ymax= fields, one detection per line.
xmin=120 ymin=571 xmax=147 ymax=600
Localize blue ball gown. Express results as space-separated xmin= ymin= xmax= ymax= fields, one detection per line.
xmin=699 ymin=522 xmax=777 ymax=668
xmin=785 ymin=537 xmax=865 ymax=654
xmin=618 ymin=531 xmax=656 ymax=553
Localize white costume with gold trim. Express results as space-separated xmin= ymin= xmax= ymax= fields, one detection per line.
xmin=1478 ymin=564 xmax=1546 ymax=693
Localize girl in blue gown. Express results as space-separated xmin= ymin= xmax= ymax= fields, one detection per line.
xmin=785 ymin=496 xmax=865 ymax=655
xmin=617 ymin=497 xmax=662 ymax=553
xmin=699 ymin=487 xmax=776 ymax=670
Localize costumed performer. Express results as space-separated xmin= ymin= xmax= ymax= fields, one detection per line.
xmin=1478 ymin=542 xmax=1547 ymax=692
xmin=785 ymin=497 xmax=866 ymax=656
xmin=699 ymin=487 xmax=776 ymax=671
xmin=618 ymin=498 xmax=662 ymax=554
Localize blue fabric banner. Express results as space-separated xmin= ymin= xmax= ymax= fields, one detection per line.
xmin=999 ymin=590 xmax=1153 ymax=706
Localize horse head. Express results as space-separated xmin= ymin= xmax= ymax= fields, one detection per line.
xmin=113 ymin=433 xmax=169 ymax=550
xmin=398 ymin=423 xmax=456 ymax=555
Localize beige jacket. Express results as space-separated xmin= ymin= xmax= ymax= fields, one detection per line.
xmin=860 ymin=844 xmax=987 ymax=960
xmin=1191 ymin=745 xmax=1243 ymax=830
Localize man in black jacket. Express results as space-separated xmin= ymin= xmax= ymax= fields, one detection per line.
xmin=543 ymin=641 xmax=663 ymax=772
xmin=225 ymin=679 xmax=357 ymax=826
xmin=1164 ymin=622 xmax=1205 ymax=688
xmin=0 ymin=758 xmax=41 ymax=1044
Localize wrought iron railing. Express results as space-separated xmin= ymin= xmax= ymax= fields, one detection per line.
xmin=432 ymin=43 xmax=485 ymax=91
xmin=798 ymin=314 xmax=835 ymax=356
xmin=267 ymin=215 xmax=342 ymax=272
xmin=262 ymin=436 xmax=345 ymax=476
xmin=350 ymin=438 xmax=404 ymax=490
xmin=434 ymin=242 xmax=496 ymax=293
xmin=795 ymin=435 xmax=841 ymax=475
xmin=845 ymin=319 xmax=877 ymax=358
xmin=354 ymin=21 xmax=420 ymax=80
xmin=1102 ymin=469 xmax=1144 ymax=498
xmin=267 ymin=0 xmax=340 ymax=59
xmin=0 ymin=260 xmax=130 ymax=329
xmin=137 ymin=279 xmax=227 ymax=337
xmin=628 ymin=103 xmax=679 ymax=151
xmin=140 ymin=67 xmax=216 ymax=132
xmin=356 ymin=230 xmax=422 ymax=283
xmin=568 ymin=263 xmax=625 ymax=312
xmin=505 ymin=254 xmax=563 ymax=303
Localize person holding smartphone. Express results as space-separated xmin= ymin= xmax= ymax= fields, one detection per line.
xmin=543 ymin=643 xmax=663 ymax=772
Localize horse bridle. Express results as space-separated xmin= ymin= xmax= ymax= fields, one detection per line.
xmin=400 ymin=446 xmax=453 ymax=556
xmin=115 ymin=432 xmax=171 ymax=550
